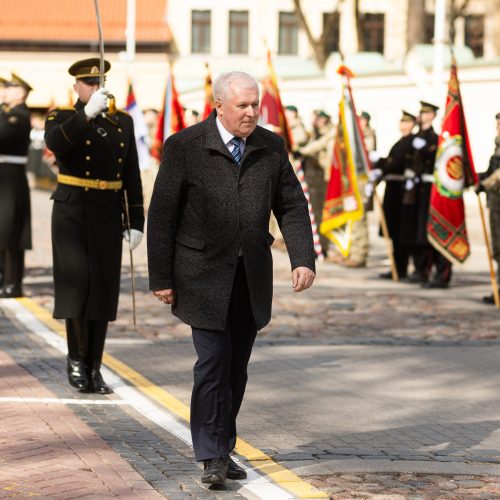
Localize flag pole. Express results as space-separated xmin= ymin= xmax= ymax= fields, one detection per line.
xmin=342 ymin=67 xmax=398 ymax=281
xmin=476 ymin=192 xmax=500 ymax=307
xmin=373 ymin=191 xmax=399 ymax=281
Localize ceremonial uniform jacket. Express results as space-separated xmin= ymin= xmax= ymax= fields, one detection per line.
xmin=402 ymin=126 xmax=438 ymax=246
xmin=378 ymin=133 xmax=414 ymax=240
xmin=0 ymin=102 xmax=32 ymax=250
xmin=45 ymin=101 xmax=144 ymax=320
xmin=147 ymin=111 xmax=316 ymax=331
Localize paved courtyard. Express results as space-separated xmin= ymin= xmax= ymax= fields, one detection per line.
xmin=1 ymin=187 xmax=499 ymax=498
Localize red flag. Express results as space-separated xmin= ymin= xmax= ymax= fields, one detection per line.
xmin=259 ymin=49 xmax=294 ymax=152
xmin=152 ymin=65 xmax=186 ymax=161
xmin=320 ymin=66 xmax=367 ymax=257
xmin=427 ymin=59 xmax=478 ymax=264
xmin=202 ymin=62 xmax=215 ymax=120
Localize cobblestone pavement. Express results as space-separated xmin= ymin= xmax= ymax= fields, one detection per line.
xmin=13 ymin=188 xmax=500 ymax=498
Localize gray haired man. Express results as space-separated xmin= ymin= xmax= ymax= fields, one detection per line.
xmin=148 ymin=71 xmax=316 ymax=484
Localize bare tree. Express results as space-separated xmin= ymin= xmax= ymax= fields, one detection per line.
xmin=406 ymin=0 xmax=427 ymax=51
xmin=292 ymin=0 xmax=346 ymax=69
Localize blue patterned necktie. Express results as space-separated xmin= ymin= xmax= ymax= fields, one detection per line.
xmin=230 ymin=136 xmax=242 ymax=165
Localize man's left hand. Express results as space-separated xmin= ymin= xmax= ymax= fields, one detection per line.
xmin=292 ymin=266 xmax=315 ymax=292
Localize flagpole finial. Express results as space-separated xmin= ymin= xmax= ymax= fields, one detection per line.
xmin=337 ymin=65 xmax=354 ymax=78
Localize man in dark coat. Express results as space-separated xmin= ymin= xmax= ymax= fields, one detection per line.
xmin=373 ymin=110 xmax=416 ymax=279
xmin=0 ymin=73 xmax=32 ymax=298
xmin=148 ymin=71 xmax=316 ymax=485
xmin=45 ymin=58 xmax=144 ymax=394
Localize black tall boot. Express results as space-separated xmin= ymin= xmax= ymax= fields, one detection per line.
xmin=65 ymin=318 xmax=89 ymax=392
xmin=87 ymin=321 xmax=112 ymax=394
xmin=0 ymin=250 xmax=24 ymax=298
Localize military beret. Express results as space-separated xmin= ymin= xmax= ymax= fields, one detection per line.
xmin=419 ymin=100 xmax=439 ymax=113
xmin=68 ymin=58 xmax=111 ymax=84
xmin=286 ymin=105 xmax=298 ymax=113
xmin=360 ymin=111 xmax=371 ymax=121
xmin=8 ymin=72 xmax=33 ymax=92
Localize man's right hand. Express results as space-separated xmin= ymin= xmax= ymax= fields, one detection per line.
xmin=84 ymin=88 xmax=109 ymax=119
xmin=153 ymin=289 xmax=175 ymax=305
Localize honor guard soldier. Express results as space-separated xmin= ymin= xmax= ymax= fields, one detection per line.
xmin=45 ymin=58 xmax=144 ymax=394
xmin=403 ymin=101 xmax=452 ymax=287
xmin=0 ymin=73 xmax=33 ymax=298
xmin=373 ymin=110 xmax=417 ymax=279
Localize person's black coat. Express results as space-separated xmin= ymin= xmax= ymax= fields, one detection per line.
xmin=44 ymin=101 xmax=144 ymax=320
xmin=379 ymin=133 xmax=414 ymax=240
xmin=0 ymin=102 xmax=32 ymax=250
xmin=147 ymin=111 xmax=316 ymax=331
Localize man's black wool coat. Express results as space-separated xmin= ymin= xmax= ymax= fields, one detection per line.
xmin=148 ymin=111 xmax=316 ymax=331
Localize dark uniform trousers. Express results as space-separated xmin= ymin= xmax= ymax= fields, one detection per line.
xmin=413 ymin=245 xmax=452 ymax=284
xmin=190 ymin=258 xmax=257 ymax=462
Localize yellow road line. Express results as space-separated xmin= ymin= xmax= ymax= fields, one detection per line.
xmin=16 ymin=297 xmax=327 ymax=499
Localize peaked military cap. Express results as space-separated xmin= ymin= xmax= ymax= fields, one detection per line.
xmin=68 ymin=58 xmax=111 ymax=84
xmin=317 ymin=110 xmax=330 ymax=120
xmin=286 ymin=105 xmax=298 ymax=113
xmin=9 ymin=72 xmax=33 ymax=92
xmin=419 ymin=100 xmax=439 ymax=113
xmin=0 ymin=76 xmax=8 ymax=86
xmin=401 ymin=110 xmax=416 ymax=122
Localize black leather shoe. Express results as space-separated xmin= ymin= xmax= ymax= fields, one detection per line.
xmin=202 ymin=457 xmax=228 ymax=485
xmin=482 ymin=293 xmax=499 ymax=305
xmin=0 ymin=285 xmax=23 ymax=298
xmin=405 ymin=273 xmax=427 ymax=284
xmin=66 ymin=356 xmax=89 ymax=392
xmin=422 ymin=280 xmax=449 ymax=289
xmin=227 ymin=456 xmax=247 ymax=480
xmin=89 ymin=368 xmax=113 ymax=394
xmin=378 ymin=271 xmax=393 ymax=279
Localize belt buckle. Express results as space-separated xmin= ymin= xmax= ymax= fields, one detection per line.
xmin=98 ymin=180 xmax=108 ymax=190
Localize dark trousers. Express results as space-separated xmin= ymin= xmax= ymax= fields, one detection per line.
xmin=393 ymin=241 xmax=409 ymax=278
xmin=412 ymin=244 xmax=452 ymax=283
xmin=1 ymin=250 xmax=24 ymax=290
xmin=190 ymin=259 xmax=257 ymax=461
xmin=66 ymin=318 xmax=108 ymax=368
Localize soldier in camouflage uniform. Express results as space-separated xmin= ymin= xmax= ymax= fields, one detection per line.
xmin=478 ymin=112 xmax=500 ymax=304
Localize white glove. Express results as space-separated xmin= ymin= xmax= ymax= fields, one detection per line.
xmin=84 ymin=88 xmax=109 ymax=119
xmin=404 ymin=168 xmax=415 ymax=179
xmin=412 ymin=137 xmax=427 ymax=150
xmin=364 ymin=182 xmax=374 ymax=197
xmin=368 ymin=168 xmax=382 ymax=182
xmin=123 ymin=229 xmax=143 ymax=251
xmin=405 ymin=179 xmax=415 ymax=191
xmin=368 ymin=150 xmax=380 ymax=164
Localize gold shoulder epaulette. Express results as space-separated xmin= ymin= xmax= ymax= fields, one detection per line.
xmin=46 ymin=107 xmax=75 ymax=120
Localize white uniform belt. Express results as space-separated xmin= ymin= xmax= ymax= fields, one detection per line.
xmin=385 ymin=174 xmax=405 ymax=181
xmin=421 ymin=174 xmax=435 ymax=183
xmin=0 ymin=154 xmax=28 ymax=164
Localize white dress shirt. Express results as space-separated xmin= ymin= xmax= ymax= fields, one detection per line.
xmin=216 ymin=117 xmax=246 ymax=158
